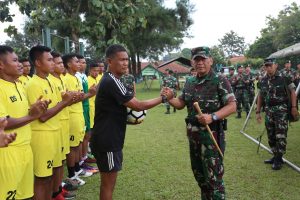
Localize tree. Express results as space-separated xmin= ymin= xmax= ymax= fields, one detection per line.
xmin=247 ymin=2 xmax=300 ymax=60
xmin=219 ymin=30 xmax=247 ymax=57
xmin=210 ymin=45 xmax=226 ymax=67
xmin=121 ymin=0 xmax=194 ymax=75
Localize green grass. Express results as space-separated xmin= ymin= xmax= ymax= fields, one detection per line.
xmin=76 ymin=80 xmax=300 ymax=200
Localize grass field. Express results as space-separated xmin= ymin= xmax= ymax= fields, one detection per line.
xmin=76 ymin=80 xmax=300 ymax=200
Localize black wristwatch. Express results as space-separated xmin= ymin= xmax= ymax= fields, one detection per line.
xmin=161 ymin=95 xmax=168 ymax=103
xmin=211 ymin=113 xmax=218 ymax=121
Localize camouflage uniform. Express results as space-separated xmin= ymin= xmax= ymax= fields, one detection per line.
xmin=259 ymin=70 xmax=295 ymax=157
xmin=180 ymin=70 xmax=235 ymax=200
xmin=280 ymin=68 xmax=297 ymax=82
xmin=226 ymin=73 xmax=235 ymax=93
xmin=232 ymin=73 xmax=250 ymax=116
xmin=244 ymin=72 xmax=256 ymax=105
xmin=120 ymin=73 xmax=135 ymax=95
xmin=162 ymin=74 xmax=178 ymax=113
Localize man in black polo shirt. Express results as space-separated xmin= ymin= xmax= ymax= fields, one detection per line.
xmin=90 ymin=44 xmax=169 ymax=200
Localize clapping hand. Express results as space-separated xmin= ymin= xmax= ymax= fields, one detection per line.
xmin=0 ymin=117 xmax=17 ymax=147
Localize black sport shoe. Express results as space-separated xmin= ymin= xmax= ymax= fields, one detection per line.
xmin=264 ymin=157 xmax=274 ymax=164
xmin=272 ymin=158 xmax=283 ymax=170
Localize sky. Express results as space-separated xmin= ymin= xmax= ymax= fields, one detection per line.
xmin=0 ymin=0 xmax=299 ymax=49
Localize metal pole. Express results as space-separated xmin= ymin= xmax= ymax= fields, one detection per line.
xmin=296 ymin=82 xmax=300 ymax=96
xmin=240 ymin=130 xmax=300 ymax=173
xmin=242 ymin=92 xmax=259 ymax=131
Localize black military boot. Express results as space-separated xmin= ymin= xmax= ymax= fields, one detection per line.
xmin=165 ymin=109 xmax=170 ymax=114
xmin=272 ymin=156 xmax=283 ymax=170
xmin=173 ymin=107 xmax=176 ymax=113
xmin=236 ymin=112 xmax=241 ymax=118
xmin=264 ymin=157 xmax=275 ymax=164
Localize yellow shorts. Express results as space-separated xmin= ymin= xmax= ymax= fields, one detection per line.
xmin=0 ymin=145 xmax=34 ymax=199
xmin=61 ymin=119 xmax=70 ymax=156
xmin=59 ymin=127 xmax=66 ymax=161
xmin=89 ymin=106 xmax=95 ymax=128
xmin=69 ymin=113 xmax=85 ymax=147
xmin=31 ymin=130 xmax=61 ymax=177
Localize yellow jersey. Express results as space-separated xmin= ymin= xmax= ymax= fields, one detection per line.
xmin=0 ymin=79 xmax=32 ymax=146
xmin=18 ymin=75 xmax=32 ymax=88
xmin=26 ymin=75 xmax=60 ymax=131
xmin=96 ymin=73 xmax=103 ymax=83
xmin=48 ymin=74 xmax=69 ymax=120
xmin=64 ymin=73 xmax=83 ymax=114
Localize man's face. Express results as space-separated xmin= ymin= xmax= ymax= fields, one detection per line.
xmin=107 ymin=51 xmax=129 ymax=77
xmin=0 ymin=52 xmax=23 ymax=78
xmin=22 ymin=61 xmax=31 ymax=75
xmin=297 ymin=64 xmax=300 ymax=70
xmin=36 ymin=52 xmax=54 ymax=74
xmin=53 ymin=57 xmax=64 ymax=75
xmin=265 ymin=63 xmax=277 ymax=76
xmin=90 ymin=67 xmax=100 ymax=78
xmin=191 ymin=56 xmax=212 ymax=76
xmin=229 ymin=69 xmax=234 ymax=75
xmin=79 ymin=58 xmax=87 ymax=72
xmin=245 ymin=67 xmax=250 ymax=73
xmin=68 ymin=57 xmax=80 ymax=73
xmin=237 ymin=67 xmax=244 ymax=74
xmin=285 ymin=62 xmax=291 ymax=69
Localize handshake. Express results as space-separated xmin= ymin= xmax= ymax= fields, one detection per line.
xmin=160 ymin=87 xmax=174 ymax=101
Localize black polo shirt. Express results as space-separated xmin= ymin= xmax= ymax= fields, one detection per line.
xmin=91 ymin=72 xmax=134 ymax=152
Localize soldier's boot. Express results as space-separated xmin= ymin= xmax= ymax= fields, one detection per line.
xmin=264 ymin=157 xmax=275 ymax=164
xmin=165 ymin=109 xmax=170 ymax=114
xmin=236 ymin=112 xmax=241 ymax=118
xmin=173 ymin=107 xmax=176 ymax=113
xmin=272 ymin=155 xmax=283 ymax=170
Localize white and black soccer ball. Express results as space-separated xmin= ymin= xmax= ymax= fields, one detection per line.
xmin=127 ymin=108 xmax=147 ymax=124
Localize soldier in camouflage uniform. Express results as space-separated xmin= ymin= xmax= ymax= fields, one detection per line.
xmin=227 ymin=66 xmax=236 ymax=93
xmin=244 ymin=65 xmax=256 ymax=106
xmin=120 ymin=68 xmax=136 ymax=96
xmin=162 ymin=69 xmax=178 ymax=114
xmin=256 ymin=58 xmax=298 ymax=170
xmin=166 ymin=46 xmax=236 ymax=200
xmin=280 ymin=60 xmax=297 ymax=82
xmin=232 ymin=65 xmax=250 ymax=118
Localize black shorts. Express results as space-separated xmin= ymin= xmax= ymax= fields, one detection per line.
xmin=93 ymin=151 xmax=123 ymax=172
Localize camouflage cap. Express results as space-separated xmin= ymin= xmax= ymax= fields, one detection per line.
xmin=191 ymin=46 xmax=211 ymax=60
xmin=264 ymin=58 xmax=276 ymax=65
xmin=236 ymin=64 xmax=243 ymax=69
xmin=229 ymin=66 xmax=235 ymax=70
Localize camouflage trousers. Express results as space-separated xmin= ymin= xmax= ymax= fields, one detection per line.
xmin=235 ymin=88 xmax=250 ymax=113
xmin=187 ymin=124 xmax=225 ymax=200
xmin=248 ymin=87 xmax=255 ymax=106
xmin=265 ymin=105 xmax=288 ymax=156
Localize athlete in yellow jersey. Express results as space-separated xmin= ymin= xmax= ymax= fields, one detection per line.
xmin=0 ymin=45 xmax=48 ymax=200
xmin=18 ymin=58 xmax=32 ymax=88
xmin=96 ymin=62 xmax=105 ymax=83
xmin=62 ymin=53 xmax=96 ymax=185
xmin=87 ymin=63 xmax=101 ymax=129
xmin=27 ymin=46 xmax=73 ymax=200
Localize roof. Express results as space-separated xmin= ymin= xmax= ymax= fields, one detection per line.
xmin=229 ymin=56 xmax=247 ymax=64
xmin=141 ymin=61 xmax=190 ymax=74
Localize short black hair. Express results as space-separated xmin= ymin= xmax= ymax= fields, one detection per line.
xmin=62 ymin=53 xmax=77 ymax=68
xmin=51 ymin=51 xmax=61 ymax=59
xmin=19 ymin=58 xmax=29 ymax=63
xmin=90 ymin=62 xmax=99 ymax=68
xmin=76 ymin=54 xmax=84 ymax=59
xmin=0 ymin=45 xmax=14 ymax=62
xmin=29 ymin=45 xmax=51 ymax=66
xmin=105 ymin=44 xmax=127 ymax=59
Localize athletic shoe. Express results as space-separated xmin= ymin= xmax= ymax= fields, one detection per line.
xmin=52 ymin=193 xmax=65 ymax=200
xmin=70 ymin=176 xmax=85 ymax=186
xmin=62 ymin=188 xmax=76 ymax=200
xmin=63 ymin=179 xmax=79 ymax=191
xmin=75 ymin=169 xmax=93 ymax=177
xmin=85 ymin=154 xmax=97 ymax=163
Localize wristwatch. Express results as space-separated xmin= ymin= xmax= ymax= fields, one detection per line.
xmin=211 ymin=113 xmax=218 ymax=121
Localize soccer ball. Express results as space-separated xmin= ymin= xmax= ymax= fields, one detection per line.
xmin=127 ymin=108 xmax=147 ymax=124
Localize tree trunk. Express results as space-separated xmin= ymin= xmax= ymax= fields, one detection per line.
xmin=130 ymin=54 xmax=137 ymax=76
xmin=137 ymin=52 xmax=141 ymax=75
xmin=71 ymin=30 xmax=80 ymax=53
